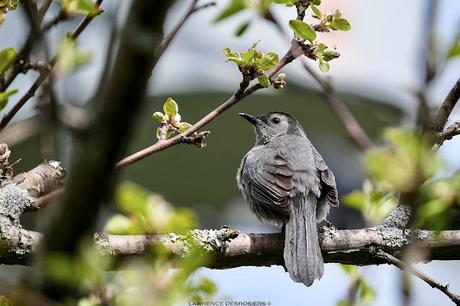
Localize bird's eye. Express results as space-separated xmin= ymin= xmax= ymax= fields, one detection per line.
xmin=272 ymin=117 xmax=280 ymax=124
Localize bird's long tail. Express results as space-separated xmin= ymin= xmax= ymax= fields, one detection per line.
xmin=283 ymin=193 xmax=323 ymax=287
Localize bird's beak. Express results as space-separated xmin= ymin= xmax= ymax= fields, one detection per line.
xmin=239 ymin=113 xmax=262 ymax=126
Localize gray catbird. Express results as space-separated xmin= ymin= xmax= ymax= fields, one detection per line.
xmin=236 ymin=111 xmax=339 ymax=287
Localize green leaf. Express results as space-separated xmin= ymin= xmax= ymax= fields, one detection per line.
xmin=152 ymin=112 xmax=166 ymax=122
xmin=116 ymin=182 xmax=150 ymax=218
xmin=2 ymin=0 xmax=18 ymax=10
xmin=344 ymin=191 xmax=365 ymax=211
xmin=319 ymin=59 xmax=329 ymax=72
xmin=340 ymin=264 xmax=357 ymax=275
xmin=311 ymin=4 xmax=322 ymax=17
xmin=156 ymin=127 xmax=161 ymax=140
xmin=322 ymin=48 xmax=340 ymax=61
xmin=196 ymin=277 xmax=217 ymax=296
xmin=257 ymin=52 xmax=279 ymax=70
xmin=57 ymin=38 xmax=92 ymax=74
xmin=163 ymin=97 xmax=178 ymax=119
xmin=214 ymin=0 xmax=246 ymax=22
xmin=446 ymin=40 xmax=460 ymax=60
xmin=235 ymin=20 xmax=251 ymax=37
xmin=223 ymin=48 xmax=243 ymax=65
xmin=315 ymin=43 xmax=327 ymax=55
xmin=59 ymin=0 xmax=99 ymax=16
xmin=289 ymin=20 xmax=316 ymax=42
xmin=258 ymin=74 xmax=270 ymax=87
xmin=241 ymin=49 xmax=256 ymax=66
xmin=104 ymin=214 xmax=143 ymax=235
xmin=312 ymin=0 xmax=321 ymax=5
xmin=0 ymin=48 xmax=16 ymax=73
xmin=0 ymin=88 xmax=18 ymax=111
xmin=177 ymin=122 xmax=192 ymax=133
xmin=364 ymin=129 xmax=440 ymax=193
xmin=359 ymin=278 xmax=376 ymax=304
xmin=164 ymin=208 xmax=197 ymax=234
xmin=331 ymin=17 xmax=351 ymax=31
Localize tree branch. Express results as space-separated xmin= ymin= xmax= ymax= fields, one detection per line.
xmin=40 ymin=0 xmax=175 ymax=263
xmin=300 ymin=61 xmax=374 ymax=150
xmin=2 ymin=227 xmax=460 ymax=267
xmin=377 ymin=250 xmax=460 ymax=306
xmin=156 ymin=0 xmax=217 ymax=61
xmin=115 ymin=43 xmax=298 ymax=168
xmin=0 ymin=0 xmax=104 ymax=132
xmin=433 ymin=121 xmax=460 ymax=148
xmin=433 ymin=77 xmax=460 ymax=132
xmin=266 ymin=11 xmax=373 ymax=151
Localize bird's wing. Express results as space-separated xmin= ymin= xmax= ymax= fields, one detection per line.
xmin=313 ymin=147 xmax=339 ymax=207
xmin=247 ymin=154 xmax=295 ymax=216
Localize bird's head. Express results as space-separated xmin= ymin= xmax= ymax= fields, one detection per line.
xmin=239 ymin=111 xmax=305 ymax=145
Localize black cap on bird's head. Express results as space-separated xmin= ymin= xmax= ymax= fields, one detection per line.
xmin=239 ymin=112 xmax=305 ymax=144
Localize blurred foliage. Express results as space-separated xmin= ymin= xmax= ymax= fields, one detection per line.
xmin=56 ymin=37 xmax=92 ymax=75
xmin=0 ymin=88 xmax=17 ymax=111
xmin=0 ymin=47 xmax=15 ymax=72
xmin=0 ymin=47 xmax=18 ymax=110
xmin=345 ymin=128 xmax=460 ymax=230
xmin=337 ymin=265 xmax=376 ymax=306
xmin=0 ymin=0 xmax=17 ymax=24
xmin=364 ymin=129 xmax=439 ymax=193
xmin=417 ymin=173 xmax=460 ymax=230
xmin=345 ymin=180 xmax=397 ymax=225
xmin=0 ymin=295 xmax=12 ymax=306
xmin=39 ymin=182 xmax=216 ymax=306
xmin=105 ymin=181 xmax=197 ymax=235
xmin=59 ymin=0 xmax=99 ymax=17
xmin=446 ymin=39 xmax=460 ymax=60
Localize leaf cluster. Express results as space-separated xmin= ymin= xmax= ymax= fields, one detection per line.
xmin=105 ymin=182 xmax=197 ymax=235
xmin=152 ymin=97 xmax=193 ymax=140
xmin=223 ymin=42 xmax=279 ymax=87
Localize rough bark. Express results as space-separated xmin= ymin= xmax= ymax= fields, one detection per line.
xmin=0 ymin=160 xmax=65 ymax=264
xmin=1 ymin=227 xmax=460 ymax=267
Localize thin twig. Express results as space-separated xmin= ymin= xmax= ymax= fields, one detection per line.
xmin=41 ymin=10 xmax=69 ymax=32
xmin=115 ymin=48 xmax=297 ymax=169
xmin=300 ymin=61 xmax=374 ymax=150
xmin=433 ymin=121 xmax=460 ymax=149
xmin=0 ymin=0 xmax=104 ymax=132
xmin=156 ymin=0 xmax=217 ymax=61
xmin=37 ymin=0 xmax=53 ymax=21
xmin=377 ymin=250 xmax=460 ymax=306
xmin=0 ymin=0 xmax=52 ymax=91
xmin=267 ymin=11 xmax=373 ymax=151
xmin=433 ymin=77 xmax=460 ymax=131
xmin=30 ymin=188 xmax=63 ymax=210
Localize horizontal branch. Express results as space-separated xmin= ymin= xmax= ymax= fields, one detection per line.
xmin=2 ymin=226 xmax=460 ymax=267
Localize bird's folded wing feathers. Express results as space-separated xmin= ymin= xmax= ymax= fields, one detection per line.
xmin=312 ymin=147 xmax=339 ymax=207
xmin=249 ymin=155 xmax=295 ymax=216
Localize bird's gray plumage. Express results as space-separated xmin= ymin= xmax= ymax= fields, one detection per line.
xmin=236 ymin=112 xmax=338 ymax=287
